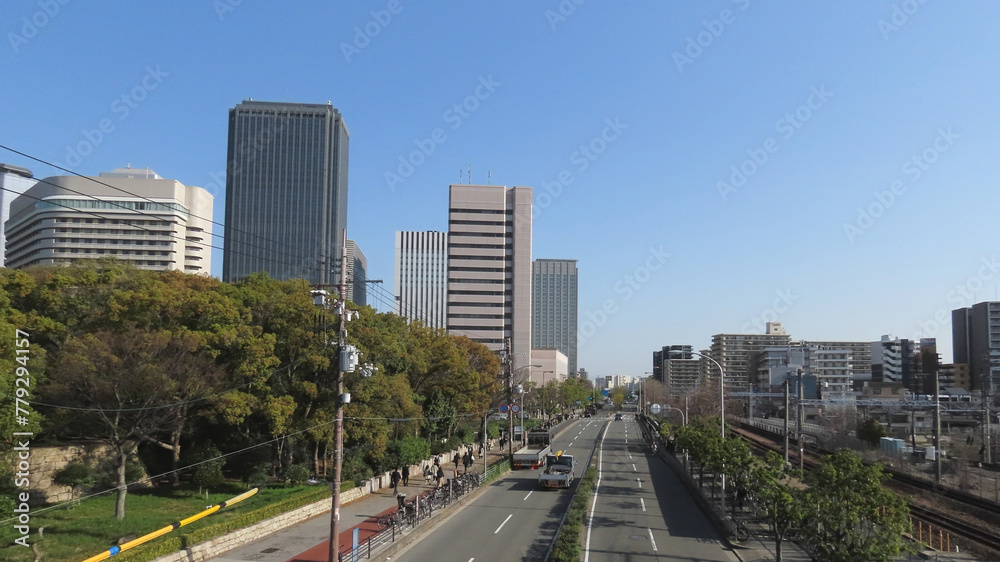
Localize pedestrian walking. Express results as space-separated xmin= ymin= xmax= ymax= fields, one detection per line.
xmin=402 ymin=465 xmax=410 ymax=486
xmin=423 ymin=464 xmax=432 ymax=485
xmin=435 ymin=465 xmax=445 ymax=487
xmin=390 ymin=468 xmax=401 ymax=495
xmin=462 ymin=451 xmax=471 ymax=474
xmin=453 ymin=452 xmax=462 ymax=478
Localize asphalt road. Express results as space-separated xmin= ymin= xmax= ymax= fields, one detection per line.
xmin=582 ymin=413 xmax=738 ymax=562
xmin=392 ymin=417 xmax=606 ymax=562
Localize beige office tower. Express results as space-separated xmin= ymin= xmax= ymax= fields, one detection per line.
xmin=447 ymin=184 xmax=532 ymax=372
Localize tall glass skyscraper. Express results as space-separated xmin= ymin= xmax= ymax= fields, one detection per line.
xmin=532 ymin=259 xmax=578 ymax=375
xmin=223 ymin=100 xmax=349 ymax=286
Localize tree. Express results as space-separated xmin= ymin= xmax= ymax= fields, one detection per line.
xmin=798 ymin=449 xmax=911 ymax=562
xmin=43 ymin=330 xmax=198 ymax=519
xmin=53 ymin=462 xmax=96 ymax=507
xmin=609 ymin=387 xmax=625 ymax=409
xmin=857 ymin=418 xmax=889 ymax=448
xmin=750 ymin=452 xmax=804 ymax=562
xmin=189 ymin=443 xmax=225 ymax=498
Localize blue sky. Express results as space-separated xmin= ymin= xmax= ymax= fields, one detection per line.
xmin=2 ymin=1 xmax=999 ymax=378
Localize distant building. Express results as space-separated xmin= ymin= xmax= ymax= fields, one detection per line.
xmin=394 ymin=230 xmax=448 ymax=330
xmin=656 ymin=345 xmax=701 ymax=395
xmin=4 ymin=168 xmax=212 ymax=273
xmin=710 ymin=323 xmax=792 ymax=392
xmin=0 ymin=164 xmax=36 ymax=266
xmin=344 ymin=240 xmax=367 ymax=306
xmin=529 ymin=349 xmax=568 ymax=386
xmin=532 ymin=259 xmax=578 ymax=375
xmin=447 ymin=184 xmax=532 ymax=371
xmin=223 ymin=100 xmax=349 ymax=285
xmin=953 ymin=302 xmax=1000 ymax=397
xmin=578 ymin=367 xmax=589 ymax=381
xmin=870 ymin=335 xmax=920 ymax=388
xmin=800 ymin=340 xmax=872 ymax=388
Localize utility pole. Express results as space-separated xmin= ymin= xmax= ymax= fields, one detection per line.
xmin=505 ymin=338 xmax=514 ymax=460
xmin=935 ymin=368 xmax=942 ymax=485
xmin=328 ymin=233 xmax=353 ymax=562
xmin=797 ymin=369 xmax=804 ymax=471
xmin=783 ymin=379 xmax=790 ymax=467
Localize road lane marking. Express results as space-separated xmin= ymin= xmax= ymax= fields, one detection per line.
xmin=637 ymin=478 xmax=642 ymax=488
xmin=584 ymin=422 xmax=610 ymax=562
xmin=640 ymin=498 xmax=646 ymax=512
xmin=648 ymin=528 xmax=658 ymax=551
xmin=523 ymin=491 xmax=533 ymax=501
xmin=494 ymin=514 xmax=513 ymax=534
xmin=632 ymin=464 xmax=636 ymax=471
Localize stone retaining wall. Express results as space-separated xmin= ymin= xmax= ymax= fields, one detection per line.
xmin=15 ymin=442 xmax=113 ymax=504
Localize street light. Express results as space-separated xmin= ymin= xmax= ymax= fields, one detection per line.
xmin=541 ymin=370 xmax=554 ymax=419
xmin=684 ymin=350 xmax=727 ymax=513
xmin=511 ymin=364 xmax=541 ymax=450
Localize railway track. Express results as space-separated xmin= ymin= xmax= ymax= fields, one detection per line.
xmin=735 ymin=422 xmax=1000 ymax=557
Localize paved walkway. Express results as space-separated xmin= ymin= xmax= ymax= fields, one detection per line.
xmin=210 ymin=448 xmax=507 ymax=562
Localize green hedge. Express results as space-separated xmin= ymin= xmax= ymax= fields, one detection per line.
xmin=550 ymin=466 xmax=598 ymax=562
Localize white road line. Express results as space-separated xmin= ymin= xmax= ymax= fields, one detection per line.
xmin=494 ymin=514 xmax=513 ymax=534
xmin=584 ymin=423 xmax=610 ymax=562
xmin=468 ymin=559 xmax=475 ymax=562
xmin=629 ymin=454 xmax=633 ymax=460
xmin=640 ymin=498 xmax=646 ymax=512
xmin=523 ymin=491 xmax=533 ymax=501
xmin=636 ymin=478 xmax=642 ymax=488
xmin=632 ymin=464 xmax=636 ymax=472
xmin=648 ymin=527 xmax=658 ymax=551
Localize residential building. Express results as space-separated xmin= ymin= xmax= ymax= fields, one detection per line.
xmin=655 ymin=345 xmax=701 ymax=395
xmin=223 ymin=100 xmax=349 ymax=286
xmin=531 ymin=259 xmax=578 ymax=374
xmin=4 ymin=168 xmax=212 ymax=273
xmin=801 ymin=340 xmax=872 ymax=388
xmin=446 ymin=184 xmax=532 ymax=371
xmin=345 ymin=239 xmax=367 ymax=306
xmin=710 ymin=323 xmax=792 ymax=392
xmin=394 ymin=230 xmax=448 ymax=329
xmin=0 ymin=164 xmax=36 ymax=266
xmin=953 ymin=302 xmax=1000 ymax=397
xmin=870 ymin=335 xmax=920 ymax=388
xmin=529 ymin=349 xmax=568 ymax=386
xmin=940 ymin=363 xmax=970 ymax=391
xmin=578 ymin=367 xmax=589 ymax=381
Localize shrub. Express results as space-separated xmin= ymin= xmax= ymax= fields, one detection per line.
xmin=53 ymin=462 xmax=97 ymax=505
xmin=284 ymin=464 xmax=311 ymax=484
xmin=244 ymin=464 xmax=270 ymax=489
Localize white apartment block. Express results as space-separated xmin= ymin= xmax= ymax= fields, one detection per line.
xmin=529 ymin=349 xmax=568 ymax=386
xmin=0 ymin=164 xmax=36 ymax=267
xmin=394 ymin=231 xmax=447 ymax=330
xmin=4 ymin=168 xmax=212 ymax=273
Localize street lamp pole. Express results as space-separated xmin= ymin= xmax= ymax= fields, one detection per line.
xmin=686 ymin=350 xmax=726 ymax=513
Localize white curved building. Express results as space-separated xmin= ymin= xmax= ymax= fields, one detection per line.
xmin=4 ymin=168 xmax=213 ymax=273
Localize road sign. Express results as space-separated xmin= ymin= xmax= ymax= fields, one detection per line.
xmin=511 ymin=404 xmax=520 ymax=413
xmin=650 ymin=404 xmax=662 ymax=414
xmin=499 ymin=404 xmax=509 ymax=413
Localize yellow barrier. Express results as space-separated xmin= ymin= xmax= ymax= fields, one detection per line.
xmin=80 ymin=488 xmax=258 ymax=562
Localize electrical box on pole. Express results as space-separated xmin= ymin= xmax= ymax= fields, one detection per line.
xmin=340 ymin=345 xmax=359 ymax=372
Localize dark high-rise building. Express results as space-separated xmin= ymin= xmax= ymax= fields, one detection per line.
xmin=223 ymin=100 xmax=349 ymax=286
xmin=532 ymin=259 xmax=578 ymax=375
xmin=953 ymin=302 xmax=1000 ymax=396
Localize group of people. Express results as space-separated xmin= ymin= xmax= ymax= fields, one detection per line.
xmin=390 ymin=446 xmax=485 ymax=495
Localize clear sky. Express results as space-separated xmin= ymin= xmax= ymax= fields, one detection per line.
xmin=3 ymin=1 xmax=999 ymax=379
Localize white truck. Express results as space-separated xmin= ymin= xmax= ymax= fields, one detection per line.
xmin=539 ymin=452 xmax=575 ymax=488
xmin=512 ymin=429 xmax=551 ymax=469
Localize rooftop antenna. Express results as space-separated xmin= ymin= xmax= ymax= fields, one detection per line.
xmin=488 ymin=170 xmax=492 ymax=185
xmin=459 ymin=166 xmax=462 ymax=184
xmin=468 ymin=164 xmax=471 ymax=185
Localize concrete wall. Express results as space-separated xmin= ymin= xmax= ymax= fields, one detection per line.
xmin=15 ymin=442 xmax=113 ymax=504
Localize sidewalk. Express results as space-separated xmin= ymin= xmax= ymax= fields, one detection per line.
xmin=210 ymin=447 xmax=507 ymax=562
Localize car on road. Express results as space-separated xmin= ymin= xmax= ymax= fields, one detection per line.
xmin=614 ymin=413 xmax=623 ymax=421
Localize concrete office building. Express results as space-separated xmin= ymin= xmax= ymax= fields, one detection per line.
xmin=953 ymin=302 xmax=1000 ymax=397
xmin=0 ymin=164 xmax=36 ymax=266
xmin=871 ymin=335 xmax=920 ymax=388
xmin=4 ymin=168 xmax=212 ymax=273
xmin=446 ymin=184 xmax=532 ymax=371
xmin=531 ymin=259 xmax=578 ymax=375
xmin=223 ymin=100 xmax=349 ymax=285
xmin=661 ymin=346 xmax=703 ymax=396
xmin=710 ymin=323 xmax=792 ymax=392
xmin=529 ymin=349 xmax=568 ymax=386
xmin=345 ymin=239 xmax=367 ymax=306
xmin=394 ymin=230 xmax=448 ymax=330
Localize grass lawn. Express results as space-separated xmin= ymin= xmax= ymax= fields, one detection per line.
xmin=0 ymin=482 xmax=329 ymax=562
